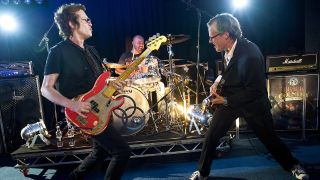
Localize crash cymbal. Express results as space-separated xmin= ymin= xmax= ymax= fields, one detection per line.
xmin=104 ymin=63 xmax=127 ymax=69
xmin=163 ymin=34 xmax=190 ymax=45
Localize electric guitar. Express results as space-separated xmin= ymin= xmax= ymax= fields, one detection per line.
xmin=65 ymin=35 xmax=167 ymax=135
xmin=201 ymin=78 xmax=225 ymax=112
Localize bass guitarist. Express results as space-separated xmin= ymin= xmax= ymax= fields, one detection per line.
xmin=41 ymin=3 xmax=131 ymax=179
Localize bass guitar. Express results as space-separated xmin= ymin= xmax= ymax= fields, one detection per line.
xmin=65 ymin=35 xmax=167 ymax=135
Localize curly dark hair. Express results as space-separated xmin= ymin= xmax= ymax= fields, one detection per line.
xmin=54 ymin=3 xmax=86 ymax=39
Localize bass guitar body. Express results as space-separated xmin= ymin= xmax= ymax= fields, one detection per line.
xmin=65 ymin=71 xmax=124 ymax=135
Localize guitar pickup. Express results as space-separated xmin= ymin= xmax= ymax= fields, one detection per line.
xmin=105 ymin=99 xmax=111 ymax=107
xmin=92 ymin=107 xmax=99 ymax=113
xmin=76 ymin=116 xmax=88 ymax=125
xmin=90 ymin=100 xmax=100 ymax=113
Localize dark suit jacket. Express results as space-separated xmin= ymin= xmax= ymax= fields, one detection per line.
xmin=220 ymin=38 xmax=271 ymax=118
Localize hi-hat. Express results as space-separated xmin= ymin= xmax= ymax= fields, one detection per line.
xmin=163 ymin=34 xmax=190 ymax=45
xmin=104 ymin=63 xmax=127 ymax=69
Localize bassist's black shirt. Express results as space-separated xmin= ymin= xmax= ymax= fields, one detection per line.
xmin=44 ymin=39 xmax=103 ymax=99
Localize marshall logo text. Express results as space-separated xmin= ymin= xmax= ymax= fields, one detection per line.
xmin=282 ymin=58 xmax=303 ymax=64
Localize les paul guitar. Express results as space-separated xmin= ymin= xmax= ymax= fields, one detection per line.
xmin=65 ymin=35 xmax=167 ymax=135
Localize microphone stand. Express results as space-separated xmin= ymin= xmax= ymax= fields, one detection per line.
xmin=38 ymin=22 xmax=60 ymax=131
xmin=38 ymin=21 xmax=55 ymax=53
xmin=195 ymin=9 xmax=201 ymax=104
xmin=180 ymin=0 xmax=212 ymax=104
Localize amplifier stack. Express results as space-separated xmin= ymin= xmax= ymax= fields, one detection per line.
xmin=266 ymin=53 xmax=319 ymax=131
xmin=0 ymin=61 xmax=44 ymax=153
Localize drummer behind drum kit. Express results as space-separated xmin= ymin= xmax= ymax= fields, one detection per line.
xmin=105 ymin=34 xmax=212 ymax=136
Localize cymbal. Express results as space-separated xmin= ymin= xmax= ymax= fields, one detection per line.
xmin=164 ymin=63 xmax=196 ymax=68
xmin=163 ymin=34 xmax=190 ymax=45
xmin=104 ymin=63 xmax=127 ymax=69
xmin=160 ymin=59 xmax=185 ymax=63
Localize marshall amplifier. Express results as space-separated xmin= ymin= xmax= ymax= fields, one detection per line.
xmin=266 ymin=53 xmax=318 ymax=73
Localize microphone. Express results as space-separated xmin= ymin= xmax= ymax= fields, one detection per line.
xmin=38 ymin=32 xmax=49 ymax=47
xmin=36 ymin=22 xmax=55 ymax=53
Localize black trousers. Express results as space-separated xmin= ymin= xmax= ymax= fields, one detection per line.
xmin=198 ymin=106 xmax=299 ymax=177
xmin=70 ymin=124 xmax=131 ymax=180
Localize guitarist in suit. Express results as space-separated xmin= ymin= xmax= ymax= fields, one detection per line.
xmin=190 ymin=13 xmax=308 ymax=180
xmin=41 ymin=3 xmax=131 ymax=179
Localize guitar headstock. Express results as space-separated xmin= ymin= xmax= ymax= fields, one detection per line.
xmin=146 ymin=34 xmax=167 ymax=51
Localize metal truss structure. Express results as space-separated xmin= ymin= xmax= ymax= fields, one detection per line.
xmin=11 ymin=137 xmax=204 ymax=174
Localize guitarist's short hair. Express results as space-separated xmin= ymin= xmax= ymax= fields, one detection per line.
xmin=207 ymin=13 xmax=243 ymax=41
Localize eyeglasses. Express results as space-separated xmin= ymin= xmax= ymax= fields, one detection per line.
xmin=209 ymin=33 xmax=222 ymax=42
xmin=81 ymin=18 xmax=91 ymax=24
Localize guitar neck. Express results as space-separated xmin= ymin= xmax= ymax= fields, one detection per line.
xmin=102 ymin=48 xmax=152 ymax=97
xmin=118 ymin=49 xmax=151 ymax=81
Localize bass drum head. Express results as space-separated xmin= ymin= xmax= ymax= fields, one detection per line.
xmin=112 ymin=86 xmax=150 ymax=136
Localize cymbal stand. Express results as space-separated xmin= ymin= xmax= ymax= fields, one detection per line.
xmin=148 ymin=34 xmax=183 ymax=135
xmin=198 ymin=63 xmax=209 ymax=97
xmin=180 ymin=0 xmax=213 ymax=104
xmin=143 ymin=80 xmax=183 ymax=131
xmin=143 ymin=80 xmax=185 ymax=136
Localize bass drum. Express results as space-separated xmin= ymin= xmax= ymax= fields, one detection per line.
xmin=112 ymin=86 xmax=150 ymax=136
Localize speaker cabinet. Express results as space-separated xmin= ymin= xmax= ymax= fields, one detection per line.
xmin=0 ymin=76 xmax=44 ymax=153
xmin=229 ymin=73 xmax=319 ymax=132
xmin=267 ymin=73 xmax=319 ymax=131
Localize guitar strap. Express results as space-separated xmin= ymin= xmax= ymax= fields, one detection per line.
xmin=84 ymin=46 xmax=104 ymax=78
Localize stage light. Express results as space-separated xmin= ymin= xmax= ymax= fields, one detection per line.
xmin=0 ymin=14 xmax=19 ymax=33
xmin=24 ymin=0 xmax=31 ymax=5
xmin=1 ymin=0 xmax=9 ymax=5
xmin=34 ymin=0 xmax=43 ymax=4
xmin=12 ymin=0 xmax=22 ymax=5
xmin=232 ymin=0 xmax=249 ymax=9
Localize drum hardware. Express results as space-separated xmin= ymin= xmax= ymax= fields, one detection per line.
xmin=187 ymin=104 xmax=213 ymax=135
xmin=131 ymin=56 xmax=162 ymax=86
xmin=186 ymin=92 xmax=214 ymax=135
xmin=162 ymin=34 xmax=190 ymax=45
xmin=141 ymin=79 xmax=186 ymax=137
xmin=160 ymin=59 xmax=186 ymax=64
xmin=163 ymin=35 xmax=188 ymax=136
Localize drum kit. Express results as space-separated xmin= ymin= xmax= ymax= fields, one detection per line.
xmin=105 ymin=34 xmax=212 ymax=136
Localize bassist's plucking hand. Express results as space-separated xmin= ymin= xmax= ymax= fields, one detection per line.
xmin=68 ymin=100 xmax=91 ymax=118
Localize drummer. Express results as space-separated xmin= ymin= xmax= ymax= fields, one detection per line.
xmin=116 ymin=35 xmax=165 ymax=112
xmin=115 ymin=35 xmax=146 ymax=76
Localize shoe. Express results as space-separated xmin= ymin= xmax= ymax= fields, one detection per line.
xmin=189 ymin=171 xmax=208 ymax=180
xmin=291 ymin=164 xmax=309 ymax=180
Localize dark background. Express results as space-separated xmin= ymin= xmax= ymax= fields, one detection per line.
xmin=0 ymin=0 xmax=319 ymax=131
xmin=1 ymin=0 xmax=319 ymax=73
